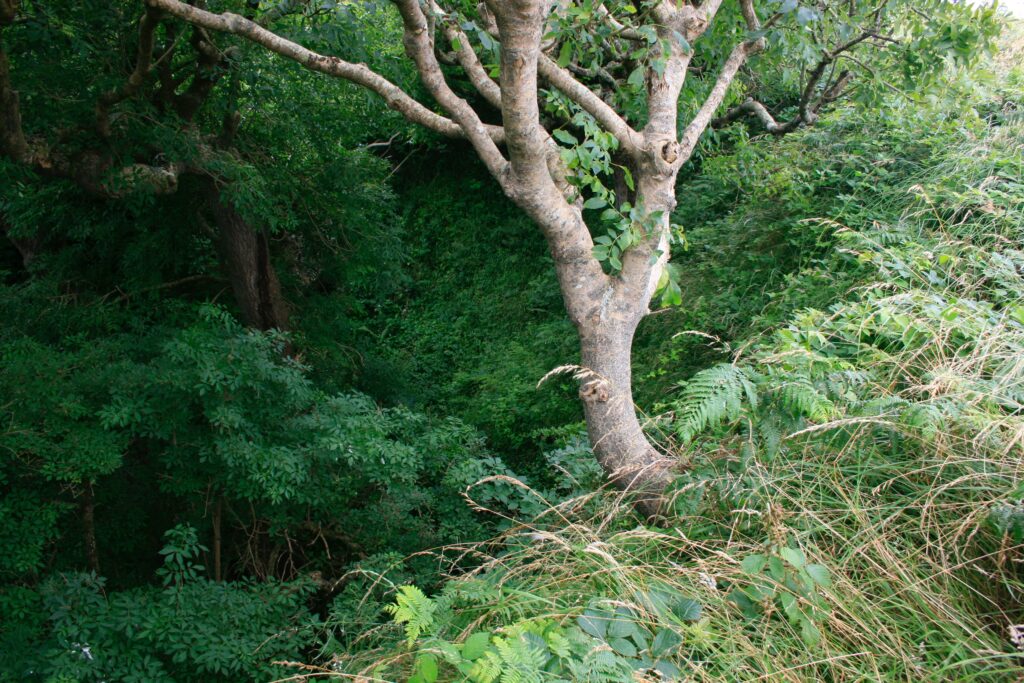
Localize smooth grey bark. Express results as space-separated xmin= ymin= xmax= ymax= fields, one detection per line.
xmin=579 ymin=319 xmax=673 ymax=515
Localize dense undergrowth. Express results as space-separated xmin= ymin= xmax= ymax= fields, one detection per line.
xmin=335 ymin=47 xmax=1024 ymax=683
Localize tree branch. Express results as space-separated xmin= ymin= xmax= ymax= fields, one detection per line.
xmin=145 ymin=0 xmax=506 ymax=145
xmin=594 ymin=3 xmax=643 ymax=41
xmin=3 ymin=11 xmax=184 ymax=196
xmin=537 ymin=53 xmax=642 ymax=159
xmin=1 ymin=6 xmax=29 ymax=162
xmin=392 ymin=0 xmax=508 ymax=180
xmin=485 ymin=0 xmax=610 ymax=323
xmin=96 ymin=6 xmax=162 ymax=137
xmin=711 ymin=26 xmax=882 ymax=136
xmin=434 ymin=4 xmax=502 ymax=110
xmin=711 ymin=96 xmax=802 ymax=134
xmin=676 ymin=1 xmax=767 ymax=163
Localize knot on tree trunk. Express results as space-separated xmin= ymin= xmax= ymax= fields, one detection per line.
xmin=660 ymin=140 xmax=680 ymax=164
xmin=579 ymin=378 xmax=610 ymax=403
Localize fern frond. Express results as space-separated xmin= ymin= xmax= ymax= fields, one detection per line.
xmin=384 ymin=585 xmax=436 ymax=646
xmin=778 ymin=380 xmax=837 ymax=422
xmin=673 ymin=364 xmax=758 ymax=443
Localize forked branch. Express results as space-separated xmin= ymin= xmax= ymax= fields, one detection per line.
xmin=712 ymin=26 xmax=893 ymax=135
xmin=145 ymin=0 xmax=506 ymax=146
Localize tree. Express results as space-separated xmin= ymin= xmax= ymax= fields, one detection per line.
xmin=66 ymin=0 xmax=1000 ymax=514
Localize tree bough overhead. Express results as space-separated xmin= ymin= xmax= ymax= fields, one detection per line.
xmin=137 ymin=0 xmax=994 ymax=515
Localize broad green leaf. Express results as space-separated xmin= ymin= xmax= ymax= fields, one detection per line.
xmin=780 ymin=547 xmax=806 ymax=569
xmin=557 ymin=41 xmax=573 ymax=68
xmin=553 ymin=129 xmax=579 ymax=145
xmin=578 ymin=606 xmax=611 ymax=640
xmin=671 ymin=30 xmax=691 ymax=54
xmin=670 ymin=598 xmax=702 ymax=622
xmin=650 ymin=628 xmax=682 ymax=656
xmin=415 ymin=654 xmax=438 ymax=683
xmin=627 ymin=66 xmax=645 ymax=89
xmin=607 ymin=606 xmax=638 ymax=638
xmin=779 ymin=591 xmax=799 ymax=619
xmin=800 ymin=617 xmax=821 ymax=647
xmin=608 ymin=637 xmax=637 ymax=657
xmin=740 ymin=553 xmax=767 ymax=574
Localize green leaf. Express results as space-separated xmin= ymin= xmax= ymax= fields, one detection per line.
xmin=462 ymin=632 xmax=490 ymax=661
xmin=805 ymin=564 xmax=831 ymax=587
xmin=656 ymin=661 xmax=682 ymax=679
xmin=780 ymin=547 xmax=806 ymax=569
xmin=779 ymin=591 xmax=799 ymax=619
xmin=796 ymin=6 xmax=819 ymax=25
xmin=671 ymin=30 xmax=691 ymax=54
xmin=578 ymin=607 xmax=611 ymax=640
xmin=583 ymin=196 xmax=608 ymax=210
xmin=553 ymin=129 xmax=579 ymax=145
xmin=800 ymin=617 xmax=821 ymax=647
xmin=607 ymin=606 xmax=639 ymax=638
xmin=415 ymin=654 xmax=438 ymax=683
xmin=650 ymin=628 xmax=682 ymax=656
xmin=670 ymin=598 xmax=702 ymax=622
xmin=608 ymin=637 xmax=637 ymax=657
xmin=557 ymin=41 xmax=573 ymax=68
xmin=627 ymin=66 xmax=645 ymax=89
xmin=740 ymin=553 xmax=767 ymax=574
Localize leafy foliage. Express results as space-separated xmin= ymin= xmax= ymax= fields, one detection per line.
xmin=1 ymin=3 xmax=1021 ymax=682
xmin=16 ymin=529 xmax=317 ymax=682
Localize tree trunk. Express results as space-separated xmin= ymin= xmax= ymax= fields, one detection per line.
xmin=81 ymin=481 xmax=100 ymax=574
xmin=204 ymin=181 xmax=289 ymax=331
xmin=574 ymin=302 xmax=675 ymax=517
xmin=212 ymin=495 xmax=223 ymax=581
xmin=139 ymin=0 xmax=779 ymax=521
xmin=1 ymin=216 xmax=42 ymax=268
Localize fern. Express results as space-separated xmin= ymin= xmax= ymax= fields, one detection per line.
xmin=777 ymin=380 xmax=837 ymax=422
xmin=899 ymin=402 xmax=945 ymax=439
xmin=384 ymin=585 xmax=436 ymax=646
xmin=673 ymin=364 xmax=758 ymax=443
xmin=495 ymin=635 xmax=547 ymax=683
xmin=470 ymin=651 xmax=503 ymax=683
